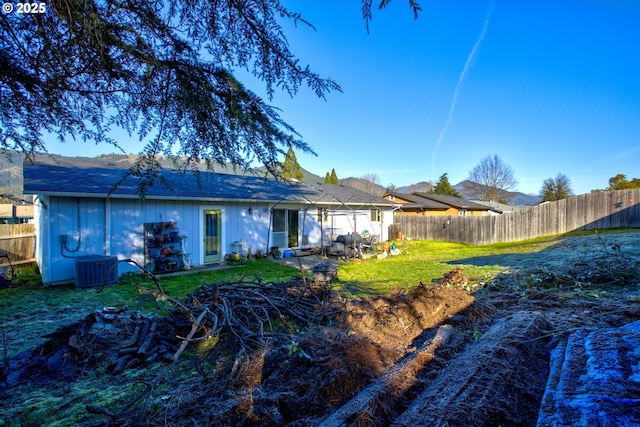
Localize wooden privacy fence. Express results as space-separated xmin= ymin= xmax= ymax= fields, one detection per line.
xmin=389 ymin=189 xmax=640 ymax=246
xmin=0 ymin=223 xmax=36 ymax=267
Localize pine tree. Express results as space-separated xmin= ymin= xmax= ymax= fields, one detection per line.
xmin=1 ymin=0 xmax=421 ymax=196
xmin=330 ymin=168 xmax=339 ymax=184
xmin=431 ymin=173 xmax=461 ymax=197
xmin=324 ymin=168 xmax=339 ymax=184
xmin=281 ymin=148 xmax=304 ymax=181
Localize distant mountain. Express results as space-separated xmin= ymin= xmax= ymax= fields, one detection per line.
xmin=30 ymin=153 xmax=326 ymax=183
xmin=339 ymin=177 xmax=387 ymax=196
xmin=453 ymin=180 xmax=541 ymax=206
xmin=506 ymin=191 xmax=542 ymax=206
xmin=394 ymin=179 xmax=541 ymax=206
xmin=0 ymin=151 xmax=24 ymax=200
xmin=396 ymin=182 xmax=433 ymax=194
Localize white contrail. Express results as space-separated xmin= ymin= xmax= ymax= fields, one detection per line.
xmin=431 ymin=0 xmax=496 ymax=177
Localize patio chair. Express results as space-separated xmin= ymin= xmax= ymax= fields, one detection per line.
xmin=361 ymin=233 xmax=379 ymax=254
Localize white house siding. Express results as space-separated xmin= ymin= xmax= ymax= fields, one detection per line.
xmin=34 ymin=196 xmax=107 ymax=286
xmin=33 ymin=196 xmax=393 ymax=286
xmin=227 ymin=203 xmax=271 ymax=258
xmin=108 ymin=199 xmax=277 ymax=274
xmin=35 ymin=196 xmax=279 ymax=285
xmin=107 ymin=198 xmax=200 ymax=275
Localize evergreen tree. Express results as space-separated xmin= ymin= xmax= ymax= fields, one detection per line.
xmin=1 ymin=0 xmax=420 ymax=195
xmin=281 ymin=148 xmax=304 ymax=181
xmin=330 ymin=168 xmax=339 ymax=184
xmin=431 ymin=173 xmax=461 ymax=197
xmin=540 ymin=179 xmax=556 ymax=202
xmin=324 ymin=168 xmax=339 ymax=184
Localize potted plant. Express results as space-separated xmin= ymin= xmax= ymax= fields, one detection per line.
xmin=271 ymin=247 xmax=282 ymax=259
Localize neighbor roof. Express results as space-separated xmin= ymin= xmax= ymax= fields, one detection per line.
xmin=383 ymin=192 xmax=450 ymax=210
xmin=23 ymin=163 xmax=394 ymax=208
xmin=412 ymin=192 xmax=497 ymax=211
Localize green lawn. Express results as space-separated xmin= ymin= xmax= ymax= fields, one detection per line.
xmin=2 ymin=229 xmax=637 ymax=426
xmin=0 ymin=259 xmax=303 ymax=357
xmin=335 ymin=236 xmax=563 ymax=295
xmin=2 ymin=229 xmax=635 ymax=357
xmin=336 ymin=228 xmax=640 ymax=296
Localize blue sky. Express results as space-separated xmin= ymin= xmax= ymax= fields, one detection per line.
xmin=48 ymin=0 xmax=640 ymax=196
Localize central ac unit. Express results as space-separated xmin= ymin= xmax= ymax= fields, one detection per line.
xmin=75 ymin=255 xmax=118 ymax=288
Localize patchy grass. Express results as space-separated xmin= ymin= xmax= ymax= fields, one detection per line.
xmin=1 ymin=229 xmax=639 ymax=426
xmin=335 ymin=235 xmax=563 ymax=296
xmin=4 ymin=230 xmax=638 ymax=359
xmin=335 ymin=229 xmax=640 ymax=296
xmin=0 ymin=259 xmax=301 ymax=358
xmin=3 ymin=230 xmax=639 ymax=358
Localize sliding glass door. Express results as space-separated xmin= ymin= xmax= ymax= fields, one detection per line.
xmin=272 ymin=209 xmax=299 ymax=248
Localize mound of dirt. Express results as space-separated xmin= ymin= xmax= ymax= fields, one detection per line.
xmin=392 ymin=311 xmax=552 ymax=427
xmin=154 ymin=283 xmax=476 ymax=426
xmin=339 ymin=283 xmax=474 ymax=350
xmin=0 ymin=280 xmax=476 ymax=426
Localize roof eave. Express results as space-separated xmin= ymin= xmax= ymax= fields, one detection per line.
xmin=24 ymin=190 xmax=394 ymax=208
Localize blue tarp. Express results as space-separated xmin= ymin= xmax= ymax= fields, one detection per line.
xmin=537 ymin=320 xmax=640 ymax=426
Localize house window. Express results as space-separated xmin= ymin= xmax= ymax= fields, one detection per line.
xmin=371 ymin=209 xmax=382 ymax=222
xmin=273 ymin=209 xmax=286 ymax=232
xmin=459 ymin=210 xmax=467 ymax=216
xmin=388 ymin=195 xmax=395 ymax=201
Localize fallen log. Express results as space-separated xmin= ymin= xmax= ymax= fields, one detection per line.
xmin=137 ymin=331 xmax=156 ymax=356
xmin=117 ymin=347 xmax=138 ymax=356
xmin=320 ymin=325 xmax=453 ymax=427
xmin=391 ymin=311 xmax=552 ymax=427
xmin=110 ymin=355 xmax=134 ymax=375
xmin=114 ymin=325 xmax=140 ymax=350
xmin=134 ymin=319 xmax=152 ymax=348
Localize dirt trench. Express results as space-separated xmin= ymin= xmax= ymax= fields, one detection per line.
xmin=3 ymin=266 xmax=640 ymax=426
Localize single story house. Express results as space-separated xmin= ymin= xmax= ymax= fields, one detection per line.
xmin=382 ymin=192 xmax=451 ymax=215
xmin=382 ymin=192 xmax=498 ymax=216
xmin=23 ymin=163 xmax=395 ymax=286
xmin=469 ymin=200 xmax=520 ymax=214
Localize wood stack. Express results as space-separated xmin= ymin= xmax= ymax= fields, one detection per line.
xmin=107 ymin=313 xmax=180 ymax=374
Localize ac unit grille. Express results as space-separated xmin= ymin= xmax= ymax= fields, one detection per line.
xmin=75 ymin=255 xmax=118 ymax=288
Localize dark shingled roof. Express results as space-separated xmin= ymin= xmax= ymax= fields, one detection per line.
xmin=412 ymin=192 xmax=495 ymax=211
xmin=386 ymin=193 xmax=450 ymax=210
xmin=23 ymin=163 xmax=394 ymax=207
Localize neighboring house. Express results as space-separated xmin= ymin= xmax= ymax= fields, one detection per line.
xmin=0 ymin=203 xmax=33 ymax=224
xmin=23 ymin=163 xmax=394 ymax=286
xmin=382 ymin=192 xmax=452 ymax=216
xmin=470 ymin=200 xmax=521 ymax=214
xmin=382 ymin=192 xmax=497 ymax=216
